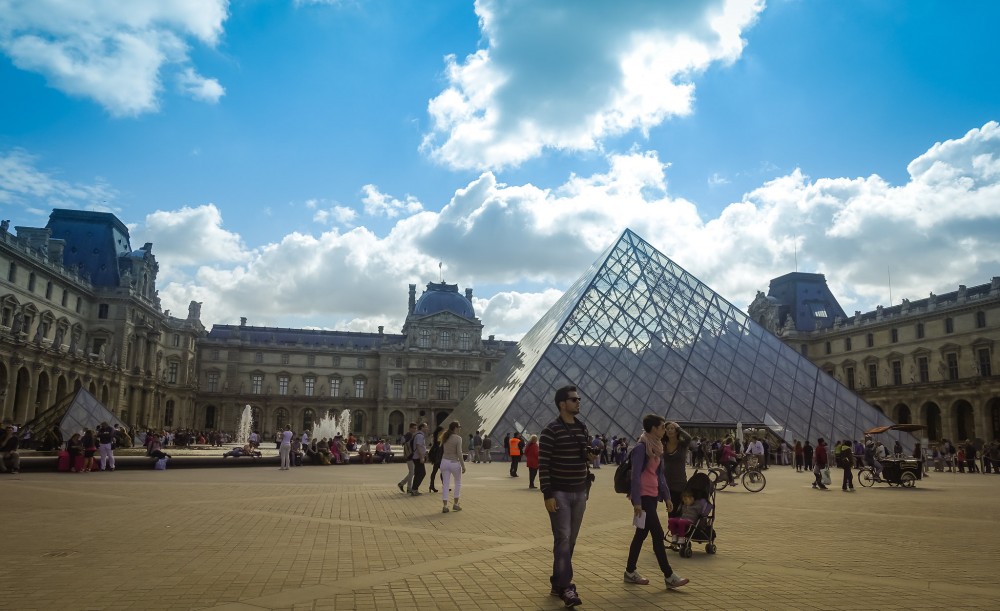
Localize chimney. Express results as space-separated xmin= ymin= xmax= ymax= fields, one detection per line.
xmin=465 ymin=288 xmax=473 ymax=301
xmin=378 ymin=325 xmax=384 ymax=335
xmin=240 ymin=317 xmax=247 ymax=327
xmin=408 ymin=284 xmax=416 ymax=314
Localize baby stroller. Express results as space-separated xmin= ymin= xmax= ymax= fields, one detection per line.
xmin=672 ymin=472 xmax=717 ymax=557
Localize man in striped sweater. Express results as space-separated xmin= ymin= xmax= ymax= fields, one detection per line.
xmin=540 ymin=385 xmax=596 ymax=608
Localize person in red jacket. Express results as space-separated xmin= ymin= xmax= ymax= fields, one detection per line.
xmin=525 ymin=434 xmax=540 ymax=488
xmin=812 ymin=438 xmax=829 ymax=490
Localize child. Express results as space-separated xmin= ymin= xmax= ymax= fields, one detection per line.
xmin=666 ymin=490 xmax=709 ymax=546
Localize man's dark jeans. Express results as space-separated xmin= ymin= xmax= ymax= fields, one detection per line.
xmin=548 ymin=490 xmax=587 ymax=591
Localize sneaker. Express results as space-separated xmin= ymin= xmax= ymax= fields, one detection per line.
xmin=623 ymin=570 xmax=649 ymax=585
xmin=818 ymin=484 xmax=828 ymax=490
xmin=664 ymin=573 xmax=689 ymax=589
xmin=811 ymin=483 xmax=817 ymax=489
xmin=452 ymin=504 xmax=462 ymax=511
xmin=410 ymin=490 xmax=421 ymax=496
xmin=560 ymin=586 xmax=582 ymax=607
xmin=442 ymin=506 xmax=450 ymax=513
xmin=397 ymin=482 xmax=405 ymax=493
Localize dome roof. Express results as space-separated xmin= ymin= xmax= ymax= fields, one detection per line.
xmin=413 ymin=282 xmax=475 ymax=319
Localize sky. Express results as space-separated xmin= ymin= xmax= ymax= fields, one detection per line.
xmin=2 ymin=0 xmax=999 ymax=340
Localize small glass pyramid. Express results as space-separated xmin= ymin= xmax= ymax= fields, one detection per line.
xmin=455 ymin=229 xmax=901 ymax=447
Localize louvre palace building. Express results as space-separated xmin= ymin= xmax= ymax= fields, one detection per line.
xmin=749 ymin=272 xmax=1000 ymax=444
xmin=0 ymin=210 xmax=514 ymax=439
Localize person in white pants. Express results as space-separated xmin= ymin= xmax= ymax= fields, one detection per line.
xmin=279 ymin=425 xmax=293 ymax=470
xmin=97 ymin=422 xmax=116 ymax=471
xmin=439 ymin=421 xmax=466 ymax=513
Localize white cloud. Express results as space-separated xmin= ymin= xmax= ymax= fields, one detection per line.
xmin=360 ymin=184 xmax=423 ymax=218
xmin=422 ymin=0 xmax=764 ymax=170
xmin=0 ymin=0 xmax=228 ymax=116
xmin=313 ymin=205 xmax=358 ymax=226
xmin=0 ymin=148 xmax=118 ymax=220
xmin=133 ymin=204 xmax=249 ymax=277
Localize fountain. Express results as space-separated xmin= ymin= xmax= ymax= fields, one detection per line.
xmin=312 ymin=409 xmax=351 ymax=440
xmin=237 ymin=405 xmax=253 ymax=445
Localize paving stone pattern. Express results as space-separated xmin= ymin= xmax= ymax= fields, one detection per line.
xmin=2 ymin=462 xmax=999 ymax=610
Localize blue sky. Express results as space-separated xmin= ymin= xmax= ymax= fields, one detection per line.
xmin=2 ymin=0 xmax=999 ymax=338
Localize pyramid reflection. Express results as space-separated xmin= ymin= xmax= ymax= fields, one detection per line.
xmin=453 ymin=229 xmax=901 ymax=447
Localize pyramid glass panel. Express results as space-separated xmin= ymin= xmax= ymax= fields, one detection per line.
xmin=452 ymin=229 xmax=906 ymax=449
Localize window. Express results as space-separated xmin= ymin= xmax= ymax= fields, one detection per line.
xmin=485 ymin=361 xmax=492 ymax=372
xmin=332 ymin=356 xmax=341 ymax=367
xmin=278 ymin=375 xmax=289 ymax=396
xmin=307 ymin=355 xmax=315 ymax=366
xmin=440 ymin=331 xmax=451 ymax=349
xmin=45 ymin=281 xmax=53 ymax=299
xmin=945 ymin=318 xmax=954 ymax=334
xmin=976 ymin=311 xmax=987 ymax=329
xmin=459 ymin=379 xmax=470 ymax=399
xmin=168 ymin=362 xmax=178 ymax=384
xmin=330 ymin=377 xmax=341 ymax=397
xmin=891 ymin=328 xmax=898 ymax=343
xmin=418 ymin=378 xmax=429 ymax=399
xmin=891 ymin=360 xmax=902 ymax=385
xmin=866 ymin=333 xmax=874 ymax=348
xmin=207 ymin=372 xmax=219 ymax=392
xmin=916 ymin=323 xmax=925 ymax=339
xmin=61 ymin=289 xmax=68 ymax=307
xmin=395 ymin=357 xmax=402 ymax=368
xmin=171 ymin=334 xmax=179 ymax=347
xmin=254 ymin=352 xmax=263 ymax=363
xmin=28 ymin=273 xmax=36 ymax=292
xmin=461 ymin=359 xmax=469 ymax=371
xmin=354 ymin=378 xmax=365 ymax=398
xmin=867 ymin=363 xmax=878 ymax=388
xmin=918 ymin=357 xmax=929 ymax=383
xmin=357 ymin=357 xmax=366 ymax=368
xmin=845 ymin=337 xmax=852 ymax=351
xmin=810 ymin=303 xmax=828 ymax=318
xmin=436 ymin=378 xmax=450 ymax=400
xmin=251 ymin=374 xmax=263 ymax=394
xmin=393 ymin=379 xmax=403 ymax=399
xmin=211 ymin=349 xmax=220 ymax=361
xmin=98 ymin=303 xmax=110 ymax=319
xmin=6 ymin=262 xmax=15 ymax=282
xmin=75 ymin=297 xmax=81 ymax=313
xmin=978 ymin=348 xmax=992 ymax=377
xmin=92 ymin=337 xmax=105 ymax=356
xmin=164 ymin=400 xmax=174 ymax=427
xmin=845 ymin=367 xmax=855 ymax=390
xmin=281 ymin=354 xmax=289 ymax=365
xmin=800 ymin=344 xmax=808 ymax=356
xmin=304 ymin=377 xmax=315 ymax=397
xmin=824 ymin=341 xmax=831 ymax=355
xmin=946 ymin=353 xmax=959 ymax=381
xmin=418 ymin=329 xmax=431 ymax=348
xmin=460 ymin=332 xmax=471 ymax=350
xmin=303 ymin=409 xmax=315 ymax=432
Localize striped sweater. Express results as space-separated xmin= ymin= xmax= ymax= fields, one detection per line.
xmin=539 ymin=416 xmax=591 ymax=500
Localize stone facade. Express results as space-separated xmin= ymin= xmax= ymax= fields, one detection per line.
xmin=0 ymin=211 xmax=514 ymax=439
xmin=751 ymin=275 xmax=1000 ymax=444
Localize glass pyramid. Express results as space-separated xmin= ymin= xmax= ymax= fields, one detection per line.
xmin=455 ymin=229 xmax=903 ymax=447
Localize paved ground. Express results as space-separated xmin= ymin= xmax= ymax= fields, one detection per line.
xmin=2 ymin=460 xmax=999 ymax=610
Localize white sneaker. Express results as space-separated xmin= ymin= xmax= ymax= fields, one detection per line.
xmin=664 ymin=573 xmax=689 ymax=589
xmin=623 ymin=570 xmax=649 ymax=585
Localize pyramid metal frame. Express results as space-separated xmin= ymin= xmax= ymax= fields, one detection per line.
xmin=454 ymin=229 xmax=904 ymax=448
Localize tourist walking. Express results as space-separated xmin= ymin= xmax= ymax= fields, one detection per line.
xmin=409 ymin=422 xmax=428 ymax=495
xmin=97 ymin=421 xmax=115 ymax=472
xmin=279 ymin=424 xmax=293 ymax=470
xmin=439 ymin=422 xmax=466 ymax=513
xmin=540 ymin=385 xmax=596 ymax=608
xmin=525 ymin=434 xmax=540 ymax=488
xmin=661 ymin=421 xmax=690 ymax=516
xmin=624 ymin=414 xmax=689 ymax=590
xmin=509 ymin=432 xmax=523 ymax=477
xmin=836 ymin=440 xmax=854 ymax=491
xmin=397 ymin=422 xmax=417 ymax=493
xmin=481 ymin=434 xmax=493 ymax=463
xmin=428 ymin=425 xmax=444 ymax=492
xmin=812 ymin=438 xmax=829 ymax=490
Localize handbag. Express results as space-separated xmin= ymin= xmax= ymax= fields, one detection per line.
xmin=821 ymin=466 xmax=831 ymax=486
xmin=155 ymin=457 xmax=168 ymax=470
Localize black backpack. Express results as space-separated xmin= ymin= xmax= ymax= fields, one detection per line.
xmin=614 ymin=448 xmax=647 ymax=494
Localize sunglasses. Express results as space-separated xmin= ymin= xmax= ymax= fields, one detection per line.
xmin=566 ymin=397 xmax=581 ymax=403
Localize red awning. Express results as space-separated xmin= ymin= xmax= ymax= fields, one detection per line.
xmin=865 ymin=424 xmax=927 ymax=435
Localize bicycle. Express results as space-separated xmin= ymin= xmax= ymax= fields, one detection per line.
xmin=707 ymin=455 xmax=766 ymax=493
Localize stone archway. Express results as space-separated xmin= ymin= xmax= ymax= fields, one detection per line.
xmin=953 ymin=400 xmax=975 ymax=442
xmin=388 ymin=410 xmax=404 ymax=437
xmin=353 ymin=410 xmax=365 ymax=435
xmin=986 ymin=397 xmax=1000 ymax=441
xmin=922 ymin=402 xmax=942 ymax=441
xmin=12 ymin=366 xmax=31 ymax=422
xmin=893 ymin=403 xmax=911 ymax=424
xmin=435 ymin=410 xmax=450 ymax=427
xmin=204 ymin=405 xmax=217 ymax=430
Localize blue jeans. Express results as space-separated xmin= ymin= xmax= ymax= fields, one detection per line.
xmin=548 ymin=490 xmax=587 ymax=590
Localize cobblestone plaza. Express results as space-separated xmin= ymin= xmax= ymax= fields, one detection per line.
xmin=2 ymin=462 xmax=998 ymax=610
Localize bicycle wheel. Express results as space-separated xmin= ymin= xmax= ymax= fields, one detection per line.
xmin=715 ymin=475 xmax=729 ymax=491
xmin=900 ymin=471 xmax=916 ymax=488
xmin=742 ymin=470 xmax=766 ymax=493
xmin=858 ymin=468 xmax=875 ymax=487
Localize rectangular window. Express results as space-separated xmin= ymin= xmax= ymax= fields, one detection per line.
xmin=254 ymin=352 xmax=263 ymax=363
xmin=459 ymin=379 xmax=470 ymax=399
xmin=440 ymin=332 xmax=451 ymax=349
xmin=824 ymin=341 xmax=831 ymax=355
xmin=278 ymin=376 xmax=289 ymax=396
xmin=355 ymin=379 xmax=365 ymax=398
xmin=946 ymin=353 xmax=959 ymax=381
xmin=395 ymin=357 xmax=402 ymax=368
xmin=978 ymin=348 xmax=992 ymax=377
xmin=6 ymin=262 xmax=15 ymax=282
xmin=304 ymin=377 xmax=315 ymax=397
xmin=485 ymin=361 xmax=492 ymax=372
xmin=168 ymin=362 xmax=178 ymax=384
xmin=173 ymin=334 xmax=180 ymax=347
xmin=918 ymin=357 xmax=929 ymax=383
xmin=945 ymin=318 xmax=954 ymax=334
xmin=866 ymin=333 xmax=874 ymax=348
xmin=61 ymin=289 xmax=68 ymax=307
xmin=460 ymin=333 xmax=471 ymax=350
xmin=846 ymin=367 xmax=855 ymax=390
xmin=916 ymin=323 xmax=925 ymax=339
xmin=891 ymin=360 xmax=902 ymax=385
xmin=357 ymin=357 xmax=366 ymax=368
xmin=211 ymin=349 xmax=220 ymax=361
xmin=332 ymin=356 xmax=341 ymax=367
xmin=251 ymin=374 xmax=263 ymax=394
xmin=330 ymin=378 xmax=341 ymax=397
xmin=98 ymin=303 xmax=110 ymax=319
xmin=418 ymin=378 xmax=428 ymax=400
xmin=208 ymin=372 xmax=219 ymax=392
xmin=393 ymin=379 xmax=403 ymax=399
xmin=976 ymin=311 xmax=987 ymax=328
xmin=800 ymin=344 xmax=808 ymax=356
xmin=891 ymin=328 xmax=898 ymax=343
xmin=845 ymin=337 xmax=852 ymax=351
xmin=282 ymin=354 xmax=289 ymax=365
xmin=867 ymin=363 xmax=878 ymax=388
xmin=45 ymin=281 xmax=53 ymax=299
xmin=307 ymin=355 xmax=315 ymax=366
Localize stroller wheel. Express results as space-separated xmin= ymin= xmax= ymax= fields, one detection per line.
xmin=680 ymin=545 xmax=693 ymax=558
xmin=706 ymin=543 xmax=717 ymax=554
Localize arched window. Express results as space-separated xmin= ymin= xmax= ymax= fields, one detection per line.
xmin=418 ymin=329 xmax=431 ymax=348
xmin=353 ymin=410 xmax=365 ymax=434
xmin=436 ymin=378 xmax=450 ymax=400
xmin=274 ymin=408 xmax=289 ymax=431
xmin=204 ymin=405 xmax=216 ymax=429
xmin=303 ymin=408 xmax=316 ymax=432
